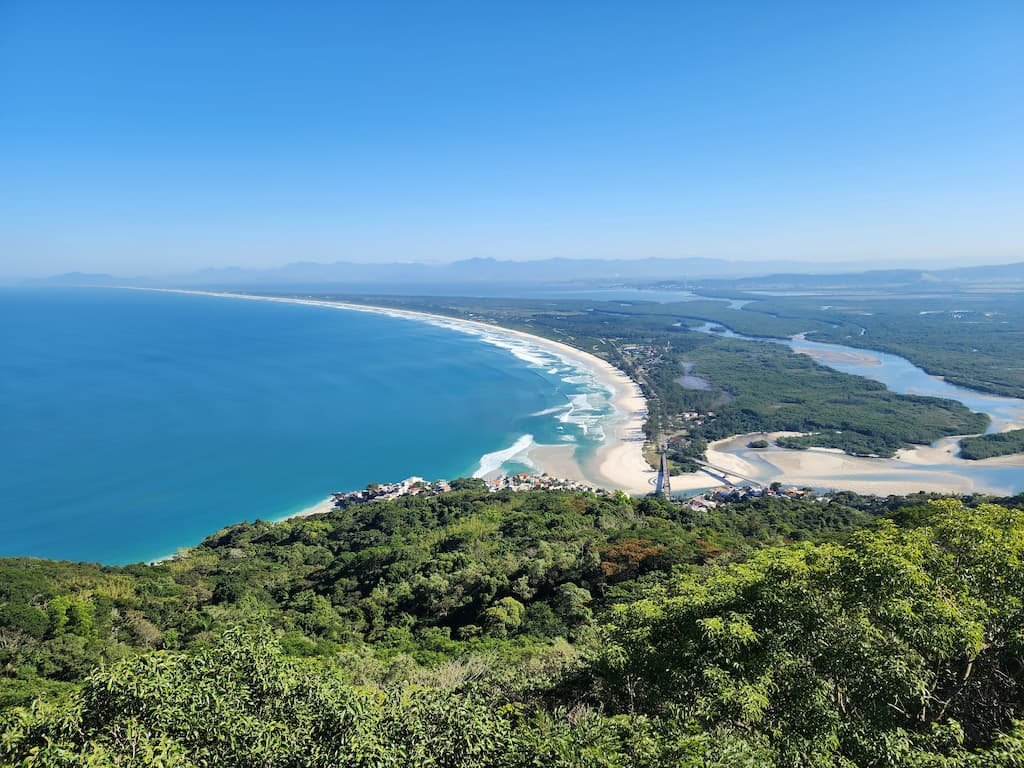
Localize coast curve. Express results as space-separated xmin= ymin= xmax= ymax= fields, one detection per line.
xmin=124 ymin=287 xmax=656 ymax=497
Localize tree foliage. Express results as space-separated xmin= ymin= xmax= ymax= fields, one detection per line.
xmin=960 ymin=429 xmax=1024 ymax=460
xmin=589 ymin=499 xmax=1024 ymax=765
xmin=3 ymin=492 xmax=1024 ymax=765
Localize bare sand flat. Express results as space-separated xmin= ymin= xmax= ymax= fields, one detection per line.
xmin=525 ymin=444 xmax=591 ymax=484
xmin=592 ymin=374 xmax=657 ymax=494
xmin=897 ymin=437 xmax=1024 ymax=468
xmin=792 ymin=346 xmax=882 ymax=367
xmin=694 ymin=431 xmax=1023 ymax=495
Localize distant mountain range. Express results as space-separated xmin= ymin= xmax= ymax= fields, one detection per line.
xmin=177 ymin=256 xmax=815 ymax=285
xmin=20 ymin=256 xmax=1024 ymax=292
xmin=682 ymin=261 xmax=1024 ymax=292
xmin=21 ymin=256 xmax=964 ymax=286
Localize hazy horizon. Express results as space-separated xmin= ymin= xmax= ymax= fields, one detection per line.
xmin=2 ymin=2 xmax=1021 ymax=277
xmin=6 ymin=252 xmax=1024 ymax=282
xmin=11 ymin=252 xmax=1024 ymax=286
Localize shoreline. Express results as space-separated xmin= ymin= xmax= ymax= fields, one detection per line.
xmin=128 ymin=287 xmax=656 ymax=497
xmin=126 ymin=287 xmax=1022 ymax=505
xmin=670 ymin=431 xmax=1024 ymax=497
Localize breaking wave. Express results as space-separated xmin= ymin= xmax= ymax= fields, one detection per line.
xmin=473 ymin=434 xmax=535 ymax=477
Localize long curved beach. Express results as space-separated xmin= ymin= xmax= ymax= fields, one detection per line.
xmin=130 ymin=288 xmax=657 ymax=503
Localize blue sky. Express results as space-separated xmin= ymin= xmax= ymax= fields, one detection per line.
xmin=1 ymin=1 xmax=1021 ymax=276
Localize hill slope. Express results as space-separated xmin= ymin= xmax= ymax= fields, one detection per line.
xmin=2 ymin=488 xmax=1024 ymax=766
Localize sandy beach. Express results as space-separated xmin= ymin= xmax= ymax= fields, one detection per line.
xmin=131 ymin=287 xmax=656 ymax=496
xmin=672 ymin=431 xmax=1024 ymax=496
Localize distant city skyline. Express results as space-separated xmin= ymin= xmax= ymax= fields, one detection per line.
xmin=2 ymin=1 xmax=1022 ymax=277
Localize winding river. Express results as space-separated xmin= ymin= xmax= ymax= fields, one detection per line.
xmin=687 ymin=321 xmax=1024 ymax=495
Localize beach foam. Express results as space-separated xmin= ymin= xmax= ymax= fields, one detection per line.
xmin=532 ymin=404 xmax=571 ymax=417
xmin=474 ymin=434 xmax=535 ymax=477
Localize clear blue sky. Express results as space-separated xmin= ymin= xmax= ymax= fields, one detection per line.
xmin=1 ymin=1 xmax=1021 ymax=276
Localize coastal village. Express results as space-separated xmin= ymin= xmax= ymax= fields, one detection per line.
xmin=329 ymin=470 xmax=819 ymax=514
xmin=330 ymin=472 xmax=604 ymax=508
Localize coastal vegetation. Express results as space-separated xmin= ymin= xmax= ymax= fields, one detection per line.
xmin=676 ymin=338 xmax=987 ymax=456
xmin=0 ymin=486 xmax=880 ymax=709
xmin=959 ymin=428 xmax=1024 ymax=460
xmin=769 ymin=296 xmax=1024 ymax=398
xmin=3 ymin=488 xmax=1024 ymax=765
xmin=650 ymin=285 xmax=1024 ymax=399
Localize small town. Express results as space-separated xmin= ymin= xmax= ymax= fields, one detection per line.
xmin=329 ymin=471 xmax=818 ymax=512
xmin=677 ymin=482 xmax=821 ymax=515
xmin=330 ymin=472 xmax=606 ymax=508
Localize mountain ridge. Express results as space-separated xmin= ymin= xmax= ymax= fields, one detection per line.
xmin=24 ymin=255 xmax=1021 ymax=289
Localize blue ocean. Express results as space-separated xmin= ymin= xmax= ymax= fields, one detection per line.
xmin=0 ymin=288 xmax=610 ymax=564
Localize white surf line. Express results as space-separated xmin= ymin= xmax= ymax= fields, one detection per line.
xmin=124 ymin=286 xmax=612 ymax=384
xmin=473 ymin=434 xmax=536 ymax=477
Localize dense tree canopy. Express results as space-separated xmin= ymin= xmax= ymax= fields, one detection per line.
xmin=590 ymin=499 xmax=1024 ymax=764
xmin=0 ymin=487 xmax=881 ymax=708
xmin=3 ymin=491 xmax=1024 ymax=766
xmin=960 ymin=429 xmax=1024 ymax=460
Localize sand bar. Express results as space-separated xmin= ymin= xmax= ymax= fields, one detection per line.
xmin=675 ymin=431 xmax=1024 ymax=496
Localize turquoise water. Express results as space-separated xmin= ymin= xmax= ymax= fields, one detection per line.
xmin=0 ymin=288 xmax=610 ymax=564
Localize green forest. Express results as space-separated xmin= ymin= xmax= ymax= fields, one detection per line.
xmin=959 ymin=428 xmax=1024 ymax=460
xmin=3 ymin=486 xmax=1024 ymax=766
xmin=677 ymin=338 xmax=986 ymax=455
xmin=648 ymin=285 xmax=1024 ymax=400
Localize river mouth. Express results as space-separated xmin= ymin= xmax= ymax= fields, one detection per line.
xmin=695 ymin=431 xmax=1024 ymax=497
xmin=682 ymin=321 xmax=1024 ymax=495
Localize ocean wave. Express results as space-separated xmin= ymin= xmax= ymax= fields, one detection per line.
xmin=567 ymin=393 xmax=596 ymax=412
xmin=532 ymin=404 xmax=571 ymax=417
xmin=405 ymin=308 xmax=623 ymax=448
xmin=560 ymin=374 xmax=593 ymax=386
xmin=360 ymin=304 xmax=617 ymax=448
xmin=473 ymin=434 xmax=535 ymax=477
xmin=459 ymin=329 xmax=617 ymax=446
xmin=469 ymin=332 xmax=560 ymax=370
xmin=550 ymin=393 xmax=599 ymax=438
